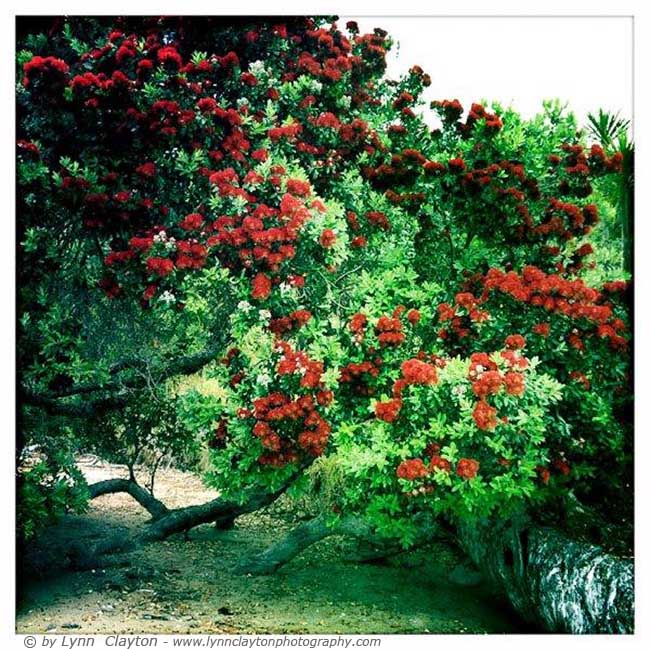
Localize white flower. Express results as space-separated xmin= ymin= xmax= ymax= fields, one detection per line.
xmin=153 ymin=230 xmax=168 ymax=243
xmin=249 ymin=60 xmax=266 ymax=76
xmin=338 ymin=95 xmax=351 ymax=110
xmin=258 ymin=309 xmax=271 ymax=322
xmin=278 ymin=282 xmax=294 ymax=295
xmin=257 ymin=374 xmax=272 ymax=387
xmin=159 ymin=290 xmax=176 ymax=305
xmin=237 ymin=300 xmax=252 ymax=313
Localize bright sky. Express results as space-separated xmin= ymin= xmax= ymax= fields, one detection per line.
xmin=341 ymin=16 xmax=633 ymax=129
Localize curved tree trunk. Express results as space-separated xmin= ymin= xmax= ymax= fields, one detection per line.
xmin=457 ymin=518 xmax=634 ymax=634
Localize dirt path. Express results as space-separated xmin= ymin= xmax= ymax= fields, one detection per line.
xmin=17 ymin=461 xmax=528 ymax=634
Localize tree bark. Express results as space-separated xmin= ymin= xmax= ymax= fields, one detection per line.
xmin=87 ymin=478 xmax=169 ymax=520
xmin=457 ymin=517 xmax=634 ymax=634
xmin=138 ymin=486 xmax=290 ymax=543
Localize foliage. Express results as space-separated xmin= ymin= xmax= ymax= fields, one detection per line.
xmin=17 ymin=16 xmax=631 ymax=543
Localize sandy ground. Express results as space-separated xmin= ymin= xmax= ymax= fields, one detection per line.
xmin=16 ymin=460 xmax=528 ymax=634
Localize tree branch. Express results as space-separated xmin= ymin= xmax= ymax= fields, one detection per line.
xmin=20 ymin=341 xmax=225 ymax=416
xmin=87 ymin=478 xmax=170 ymax=520
xmin=236 ymin=515 xmax=373 ymax=575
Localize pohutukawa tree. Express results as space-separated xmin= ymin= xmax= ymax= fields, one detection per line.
xmin=17 ymin=16 xmax=633 ymax=633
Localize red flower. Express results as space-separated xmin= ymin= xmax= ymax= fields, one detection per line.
xmin=320 ymin=229 xmax=337 ymax=248
xmin=375 ymin=399 xmax=402 ymax=423
xmin=533 ymin=322 xmax=550 ymax=337
xmin=252 ymin=148 xmax=269 ymax=162
xmin=316 ymin=390 xmax=333 ymax=406
xmin=437 ymin=303 xmax=456 ymax=322
xmin=471 ymin=370 xmax=502 ymax=398
xmin=537 ymin=466 xmax=551 ymax=485
xmin=553 ymin=458 xmax=571 ymax=476
xmin=504 ymin=372 xmax=525 ymax=396
xmin=179 ymin=213 xmax=204 ymax=231
xmin=197 ymin=97 xmax=218 ymax=113
xmin=407 ymin=309 xmax=421 ymax=325
xmin=448 ymin=157 xmax=466 ymax=173
xmin=286 ymin=179 xmax=311 ymax=197
xmin=401 ymin=359 xmax=438 ymax=386
xmin=505 ymin=334 xmax=526 ymax=350
xmin=157 ymin=46 xmax=183 ymax=69
xmin=396 ymin=458 xmax=429 ymax=480
xmin=473 ymin=400 xmax=497 ymax=430
xmin=456 ymin=458 xmax=480 ymax=480
xmin=23 ymin=55 xmax=69 ymax=86
xmin=429 ymin=455 xmax=451 ymax=473
xmin=349 ymin=313 xmax=367 ymax=335
xmin=146 ymin=256 xmax=174 ymax=277
xmin=251 ymin=273 xmax=272 ymax=300
xmin=136 ymin=162 xmax=156 ymax=178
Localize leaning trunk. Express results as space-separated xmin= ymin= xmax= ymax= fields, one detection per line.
xmin=457 ymin=518 xmax=634 ymax=634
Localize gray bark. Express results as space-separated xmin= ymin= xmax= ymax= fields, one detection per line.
xmin=457 ymin=518 xmax=634 ymax=634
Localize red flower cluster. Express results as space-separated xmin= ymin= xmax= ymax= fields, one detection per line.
xmin=375 ymin=315 xmax=405 ymax=347
xmin=456 ymin=458 xmax=480 ymax=479
xmin=251 ymin=272 xmax=272 ymax=300
xmin=429 ymin=455 xmax=451 ymax=473
xmin=320 ymin=229 xmax=337 ymax=248
xmin=479 ymin=266 xmax=627 ymax=349
xmin=349 ymin=312 xmax=368 ymax=338
xmin=176 ymin=241 xmax=208 ymax=270
xmin=462 ymin=103 xmax=503 ymax=133
xmin=276 ymin=341 xmax=324 ymax=389
xmin=269 ymin=309 xmax=312 ymax=335
xmin=473 ymin=400 xmax=498 ymax=430
xmin=505 ymin=334 xmax=526 ymax=350
xmin=375 ymin=398 xmax=402 ymax=423
xmin=146 ymin=256 xmax=174 ymax=277
xmin=400 ymin=359 xmax=438 ymax=386
xmin=246 ymin=343 xmax=331 ymax=463
xmin=157 ymin=46 xmax=183 ymax=68
xmin=179 ymin=213 xmax=204 ymax=231
xmin=396 ymin=458 xmax=429 ymax=480
xmin=23 ymin=55 xmax=69 ymax=87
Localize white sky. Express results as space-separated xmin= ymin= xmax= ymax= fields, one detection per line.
xmin=341 ymin=16 xmax=633 ymax=129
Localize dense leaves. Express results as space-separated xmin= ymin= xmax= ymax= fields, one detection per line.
xmin=17 ymin=16 xmax=631 ymax=545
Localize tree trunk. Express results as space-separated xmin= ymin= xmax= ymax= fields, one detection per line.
xmin=457 ymin=517 xmax=634 ymax=634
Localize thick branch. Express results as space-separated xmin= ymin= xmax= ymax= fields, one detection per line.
xmin=236 ymin=515 xmax=373 ymax=575
xmin=65 ymin=483 xmax=291 ymax=571
xmin=139 ymin=483 xmax=291 ymax=543
xmin=20 ymin=341 xmax=224 ymax=416
xmin=21 ymin=392 xmax=130 ymax=417
xmin=87 ymin=478 xmax=169 ymax=521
